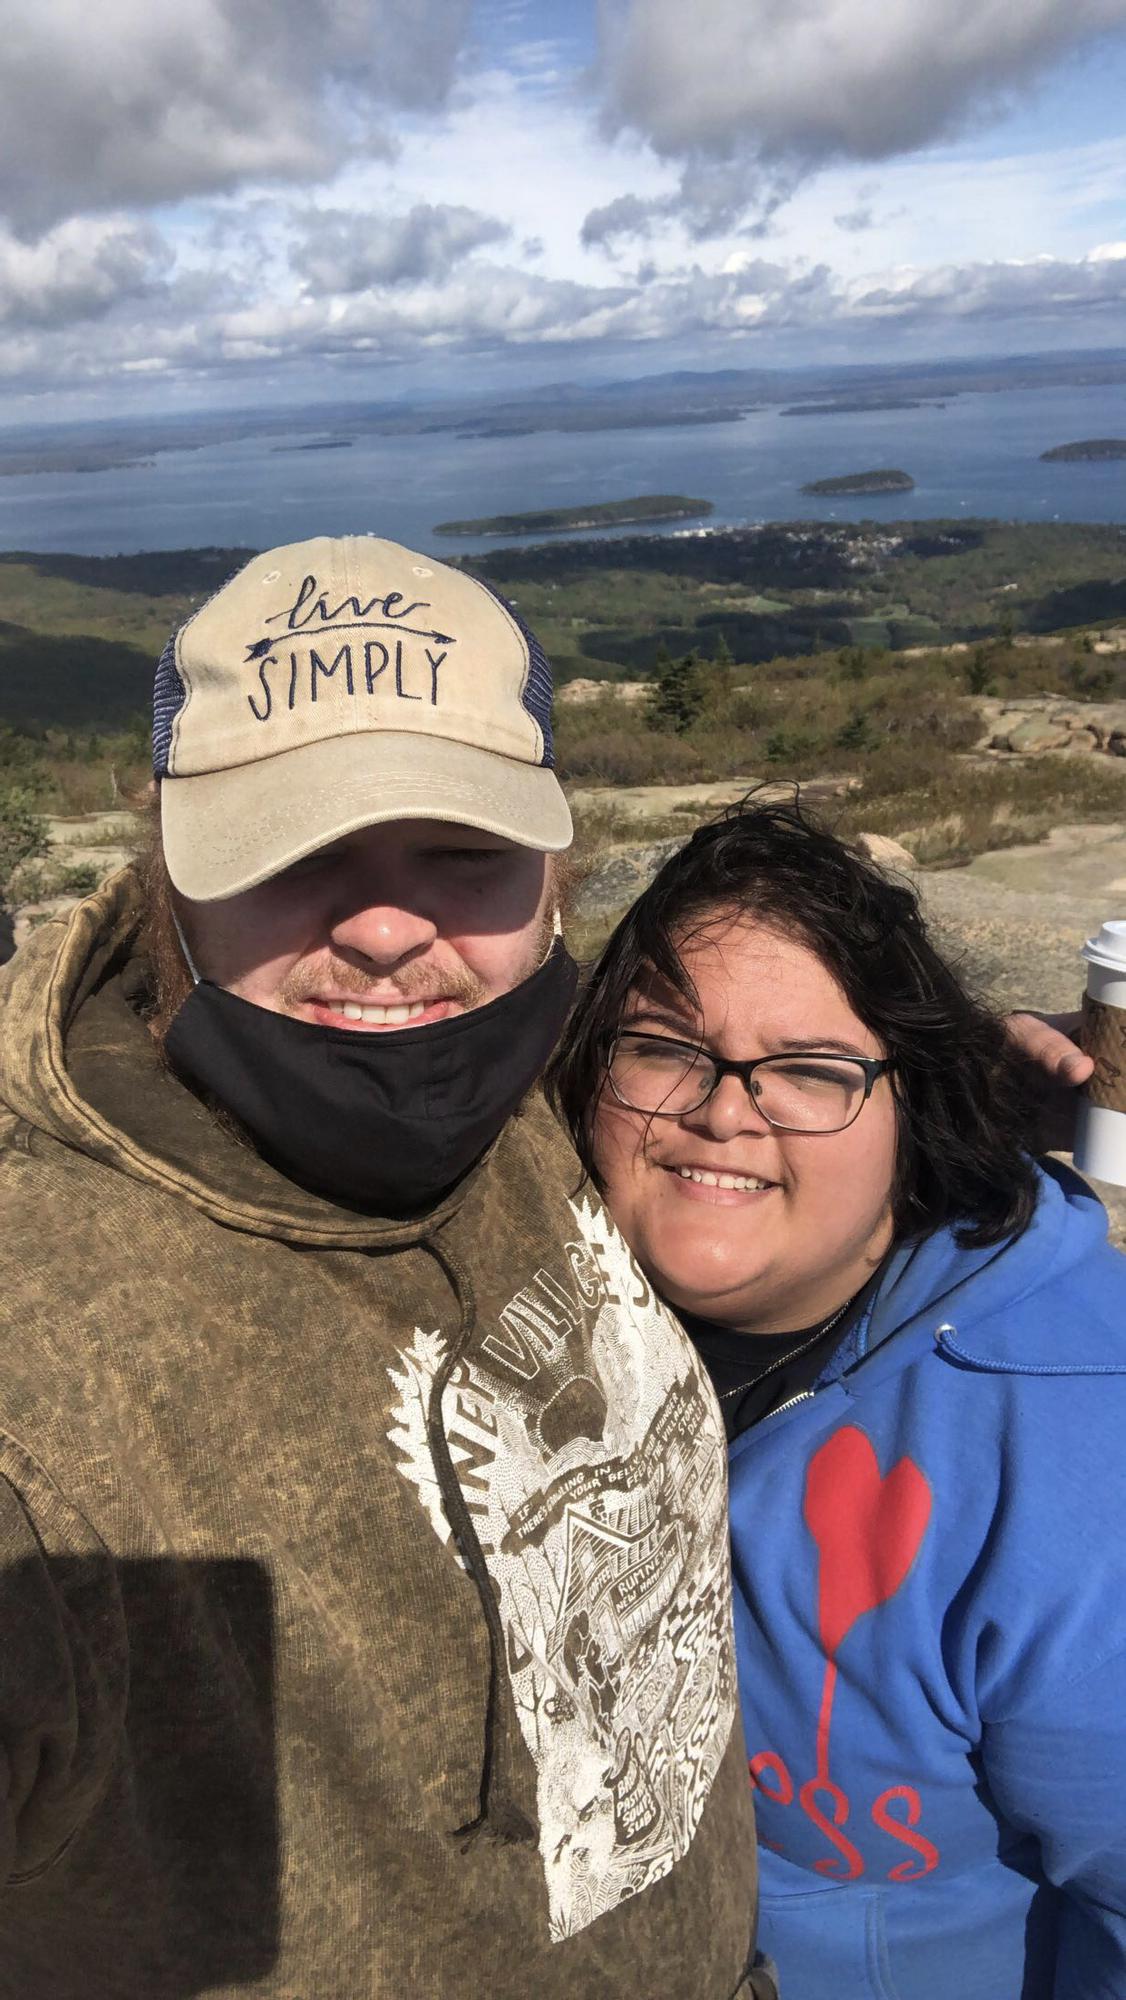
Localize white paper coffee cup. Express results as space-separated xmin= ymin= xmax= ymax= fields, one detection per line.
xmin=1074 ymin=921 xmax=1126 ymax=1186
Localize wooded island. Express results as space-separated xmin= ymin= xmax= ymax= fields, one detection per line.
xmin=433 ymin=495 xmax=714 ymax=536
xmin=800 ymin=468 xmax=915 ymax=496
xmin=1040 ymin=440 xmax=1126 ymax=462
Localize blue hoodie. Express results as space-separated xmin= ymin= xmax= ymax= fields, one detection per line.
xmin=728 ymin=1160 xmax=1126 ymax=2000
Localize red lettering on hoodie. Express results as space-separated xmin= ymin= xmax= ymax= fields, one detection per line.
xmin=746 ymin=1426 xmax=939 ymax=1882
xmin=871 ymin=1786 xmax=941 ymax=1881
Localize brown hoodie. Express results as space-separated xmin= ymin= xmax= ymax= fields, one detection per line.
xmin=0 ymin=869 xmax=770 ymax=1999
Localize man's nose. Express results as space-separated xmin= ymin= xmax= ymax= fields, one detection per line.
xmin=328 ymin=895 xmax=438 ymax=968
xmin=685 ymin=1071 xmax=773 ymax=1141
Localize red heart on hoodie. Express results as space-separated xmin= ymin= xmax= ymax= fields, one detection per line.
xmin=804 ymin=1425 xmax=932 ymax=1659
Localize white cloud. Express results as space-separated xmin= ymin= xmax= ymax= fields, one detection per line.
xmin=218 ymin=262 xmax=638 ymax=360
xmin=2 ymin=237 xmax=1124 ymax=402
xmin=589 ymin=0 xmax=1126 ymax=237
xmin=581 ymin=192 xmax=664 ymax=249
xmin=582 ymin=160 xmax=800 ymax=248
xmin=835 ymin=206 xmax=875 ymax=235
xmin=290 ymin=203 xmax=511 ymax=292
xmin=0 ymin=215 xmax=171 ymax=329
xmin=854 ymin=247 xmax=1126 ymax=321
xmin=0 ymin=0 xmax=472 ymax=232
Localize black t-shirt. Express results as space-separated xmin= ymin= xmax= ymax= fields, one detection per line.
xmin=682 ymin=1273 xmax=882 ymax=1442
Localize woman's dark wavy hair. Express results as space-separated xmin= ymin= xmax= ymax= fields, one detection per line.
xmin=550 ymin=797 xmax=1040 ymax=1248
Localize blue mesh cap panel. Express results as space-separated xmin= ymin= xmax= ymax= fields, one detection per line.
xmin=151 ymin=561 xmax=250 ymax=776
xmin=475 ymin=579 xmax=555 ymax=769
xmin=152 ymin=629 xmax=187 ymax=777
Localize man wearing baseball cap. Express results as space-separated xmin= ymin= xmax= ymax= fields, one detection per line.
xmin=0 ymin=539 xmax=771 ymax=1996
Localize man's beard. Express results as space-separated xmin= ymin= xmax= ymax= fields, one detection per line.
xmin=274 ymin=898 xmax=557 ymax=1014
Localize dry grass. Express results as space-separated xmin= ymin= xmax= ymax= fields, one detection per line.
xmin=556 ymin=637 xmax=1126 ymax=875
xmin=36 ymin=751 xmax=150 ymax=816
xmin=830 ymin=754 xmax=1126 ymax=866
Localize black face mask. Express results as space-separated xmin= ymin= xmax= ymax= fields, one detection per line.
xmin=165 ymin=940 xmax=579 ymax=1215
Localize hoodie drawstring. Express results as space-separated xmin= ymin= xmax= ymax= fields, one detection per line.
xmin=423 ymin=1230 xmax=537 ymax=1849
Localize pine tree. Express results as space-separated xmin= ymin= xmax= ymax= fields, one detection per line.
xmin=647 ymin=647 xmax=706 ymax=734
xmin=704 ymin=630 xmax=735 ymax=706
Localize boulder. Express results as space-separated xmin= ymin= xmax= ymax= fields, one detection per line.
xmin=1002 ymin=717 xmax=1073 ymax=755
xmin=987 ymin=710 xmax=1034 ymax=750
xmin=576 ymin=840 xmax=683 ymax=923
xmin=852 ymin=833 xmax=918 ymax=871
xmin=978 ymin=696 xmax=1126 ymax=757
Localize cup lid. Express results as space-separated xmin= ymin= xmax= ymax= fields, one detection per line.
xmin=1082 ymin=920 xmax=1126 ymax=970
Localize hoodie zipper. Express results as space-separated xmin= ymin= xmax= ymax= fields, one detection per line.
xmin=768 ymin=1388 xmax=815 ymax=1420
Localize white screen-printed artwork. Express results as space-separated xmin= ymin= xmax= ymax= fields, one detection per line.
xmin=387 ymin=1198 xmax=736 ymax=1941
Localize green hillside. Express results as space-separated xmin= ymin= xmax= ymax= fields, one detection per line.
xmin=1 ymin=523 xmax=1124 ymax=839
xmin=462 ymin=519 xmax=1126 ymax=681
xmin=0 ymin=548 xmax=251 ymax=728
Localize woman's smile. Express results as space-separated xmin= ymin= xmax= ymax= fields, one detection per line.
xmin=659 ymin=1160 xmax=779 ymax=1200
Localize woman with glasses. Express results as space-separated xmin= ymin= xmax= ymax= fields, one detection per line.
xmin=551 ymin=799 xmax=1126 ymax=2000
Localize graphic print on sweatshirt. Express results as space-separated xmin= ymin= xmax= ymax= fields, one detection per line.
xmin=748 ymin=1424 xmax=939 ymax=1882
xmin=387 ymin=1197 xmax=735 ymax=1942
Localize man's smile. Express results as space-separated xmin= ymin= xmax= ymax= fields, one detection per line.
xmin=305 ymin=995 xmax=461 ymax=1031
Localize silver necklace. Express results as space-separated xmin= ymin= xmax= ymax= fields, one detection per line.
xmin=718 ymin=1293 xmax=856 ymax=1403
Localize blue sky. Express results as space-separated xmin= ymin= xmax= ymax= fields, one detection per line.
xmin=956 ymin=36 xmax=1126 ymax=156
xmin=0 ymin=0 xmax=1123 ymax=419
xmin=473 ymin=0 xmax=596 ymax=64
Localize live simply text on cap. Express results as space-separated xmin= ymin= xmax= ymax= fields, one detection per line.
xmin=154 ymin=536 xmax=574 ymax=901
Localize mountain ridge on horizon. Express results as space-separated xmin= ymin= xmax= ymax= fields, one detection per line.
xmin=2 ymin=346 xmax=1125 ymax=470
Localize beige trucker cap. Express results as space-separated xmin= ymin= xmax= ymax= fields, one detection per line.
xmin=155 ymin=536 xmax=574 ymax=901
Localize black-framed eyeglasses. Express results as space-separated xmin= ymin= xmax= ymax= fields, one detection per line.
xmin=605 ymin=1030 xmax=893 ymax=1134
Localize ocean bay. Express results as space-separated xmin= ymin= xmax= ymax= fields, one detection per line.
xmin=0 ymin=380 xmax=1124 ymax=557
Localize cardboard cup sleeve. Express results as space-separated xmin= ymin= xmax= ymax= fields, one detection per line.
xmin=1080 ymin=995 xmax=1126 ymax=1113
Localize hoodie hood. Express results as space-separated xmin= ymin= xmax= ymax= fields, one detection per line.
xmin=814 ymin=1158 xmax=1123 ymax=1401
xmin=0 ymin=865 xmax=470 ymax=1250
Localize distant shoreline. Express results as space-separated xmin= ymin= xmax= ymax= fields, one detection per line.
xmin=0 ymin=455 xmax=158 ymax=477
xmin=2 ymin=353 xmax=1124 ymax=485
xmin=271 ymin=439 xmax=354 ymax=455
xmin=782 ymin=399 xmax=940 ymax=417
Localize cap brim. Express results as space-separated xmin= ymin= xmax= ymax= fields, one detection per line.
xmin=161 ymin=731 xmax=574 ymax=902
